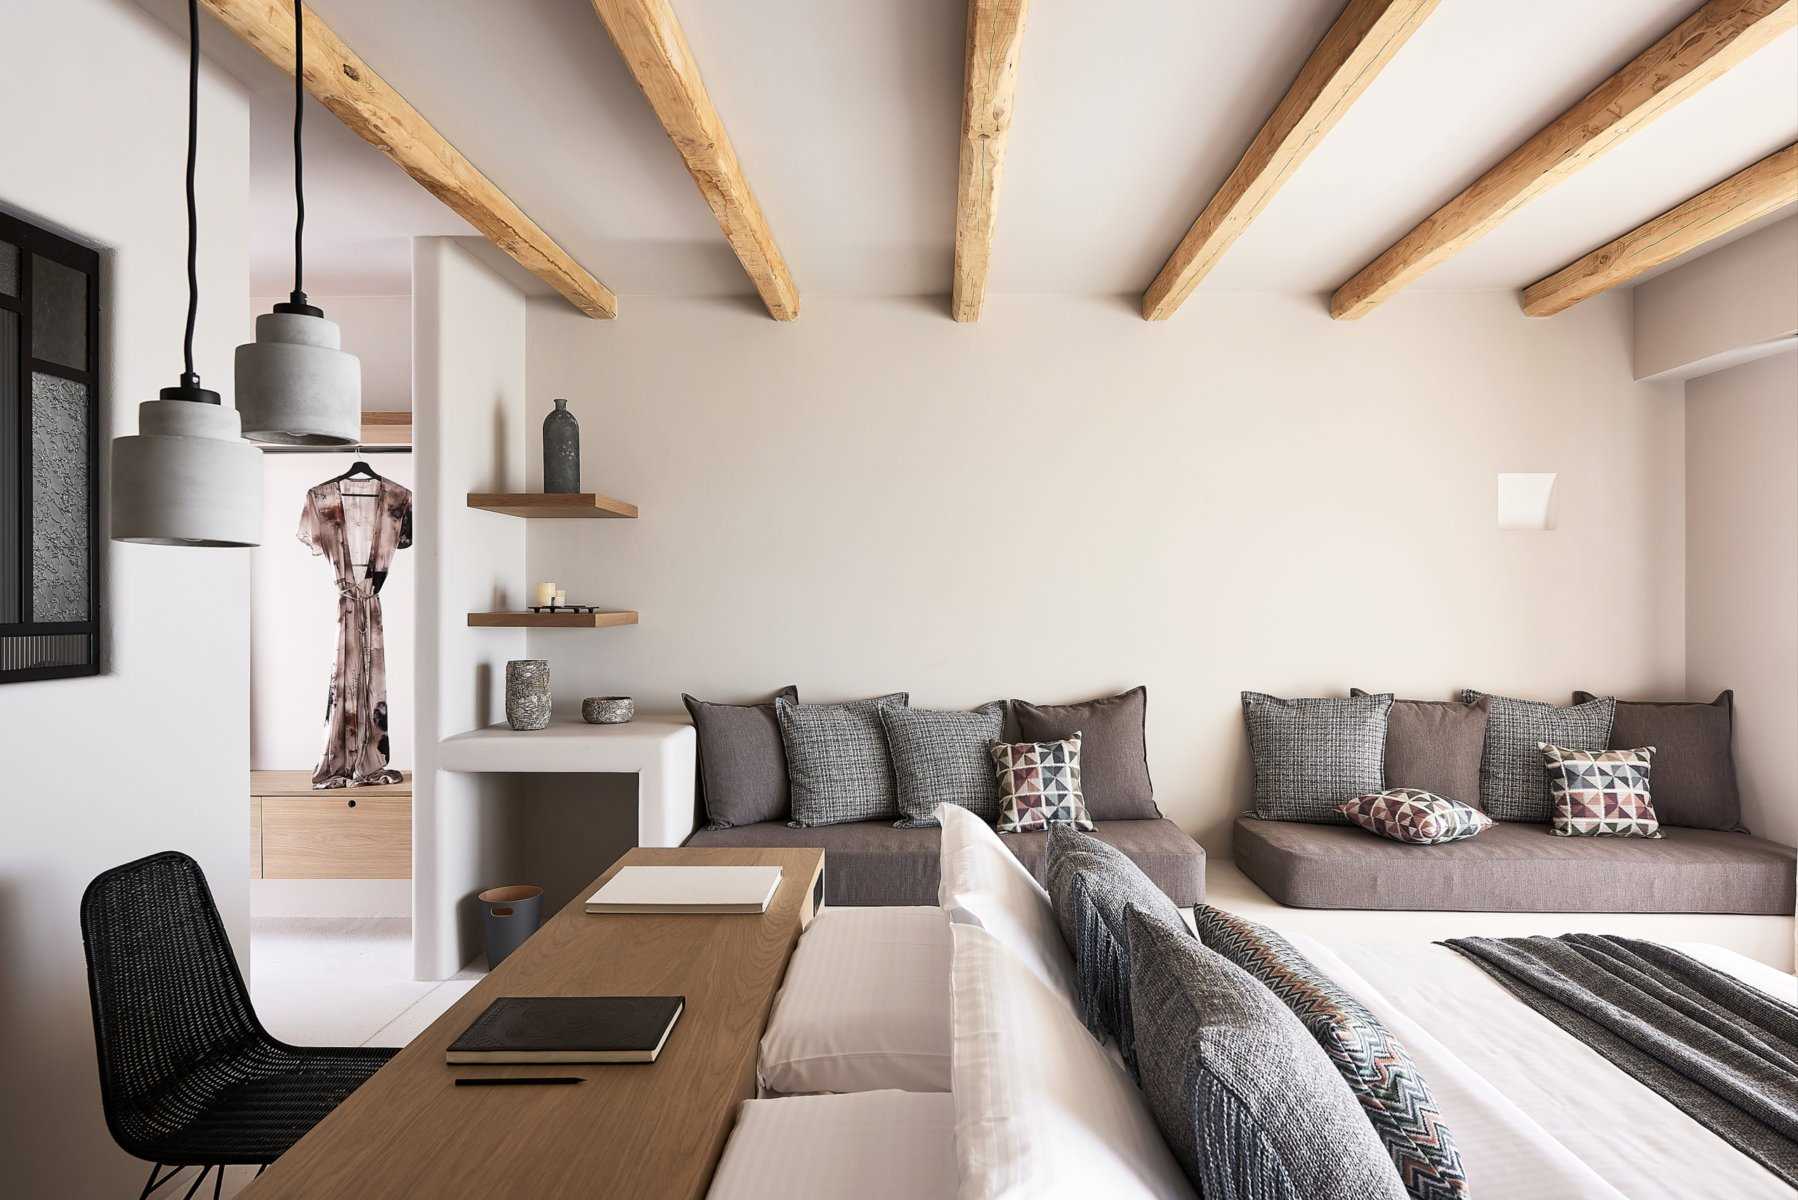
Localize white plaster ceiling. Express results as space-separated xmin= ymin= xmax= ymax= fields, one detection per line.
xmin=170 ymin=0 xmax=1798 ymax=304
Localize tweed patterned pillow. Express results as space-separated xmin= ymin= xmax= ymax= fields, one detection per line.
xmin=1195 ymin=905 xmax=1468 ymax=1200
xmin=1044 ymin=824 xmax=1189 ymax=1074
xmin=777 ymin=693 xmax=909 ymax=827
xmin=880 ymin=702 xmax=1005 ymax=827
xmin=1242 ymin=692 xmax=1392 ymax=823
xmin=1541 ymin=743 xmax=1661 ymax=838
xmin=991 ymin=735 xmax=1094 ymax=833
xmin=1126 ymin=908 xmax=1410 ymax=1200
xmin=1338 ymin=789 xmax=1492 ymax=845
xmin=1464 ymin=691 xmax=1614 ymax=822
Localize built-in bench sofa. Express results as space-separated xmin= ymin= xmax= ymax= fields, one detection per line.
xmin=1234 ymin=816 xmax=1796 ymax=915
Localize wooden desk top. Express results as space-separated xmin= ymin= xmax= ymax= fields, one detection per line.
xmin=243 ymin=847 xmax=825 ymax=1200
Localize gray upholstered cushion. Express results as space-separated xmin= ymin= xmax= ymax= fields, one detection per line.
xmin=1464 ymin=690 xmax=1614 ymax=822
xmin=686 ymin=817 xmax=1207 ymax=908
xmin=1012 ymin=686 xmax=1159 ymax=819
xmin=1195 ymin=906 xmax=1469 ymax=1200
xmin=1242 ymin=692 xmax=1392 ymax=823
xmin=1124 ymin=907 xmax=1409 ymax=1200
xmin=1043 ymin=824 xmax=1189 ymax=1071
xmin=880 ymin=701 xmax=1005 ymax=827
xmin=1233 ymin=815 xmax=1797 ymax=915
xmin=1575 ymin=690 xmax=1742 ymax=831
xmin=683 ymin=686 xmax=798 ymax=828
xmin=1353 ymin=690 xmax=1489 ymax=809
xmin=777 ymin=693 xmax=908 ymax=827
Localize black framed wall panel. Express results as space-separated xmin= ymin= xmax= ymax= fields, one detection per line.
xmin=0 ymin=208 xmax=101 ymax=682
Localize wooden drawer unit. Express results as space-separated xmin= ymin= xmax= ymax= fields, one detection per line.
xmin=251 ymin=771 xmax=411 ymax=880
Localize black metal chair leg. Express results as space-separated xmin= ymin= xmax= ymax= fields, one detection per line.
xmin=139 ymin=1163 xmax=172 ymax=1200
xmin=178 ymin=1165 xmax=212 ymax=1200
xmin=256 ymin=1164 xmax=267 ymax=1178
xmin=212 ymin=1165 xmax=224 ymax=1199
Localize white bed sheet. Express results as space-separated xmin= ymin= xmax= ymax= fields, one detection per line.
xmin=707 ymin=1090 xmax=956 ymax=1200
xmin=1299 ymin=934 xmax=1795 ymax=1200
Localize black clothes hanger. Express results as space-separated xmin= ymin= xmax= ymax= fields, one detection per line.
xmin=327 ymin=459 xmax=382 ymax=483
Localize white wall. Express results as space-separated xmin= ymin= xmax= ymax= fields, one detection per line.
xmin=1633 ymin=215 xmax=1798 ymax=382
xmin=525 ymin=290 xmax=1687 ymax=852
xmin=251 ymin=293 xmax=412 ymax=411
xmin=412 ymin=238 xmax=527 ymax=978
xmin=1685 ymin=351 xmax=1798 ymax=849
xmin=250 ymin=451 xmax=416 ymax=772
xmin=0 ymin=1 xmax=252 ymax=1194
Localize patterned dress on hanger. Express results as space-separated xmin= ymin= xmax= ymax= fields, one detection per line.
xmin=298 ymin=477 xmax=412 ymax=788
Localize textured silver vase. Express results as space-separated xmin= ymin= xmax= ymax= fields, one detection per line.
xmin=582 ymin=696 xmax=635 ymax=725
xmin=505 ymin=659 xmax=551 ymax=731
xmin=543 ymin=398 xmax=580 ymax=494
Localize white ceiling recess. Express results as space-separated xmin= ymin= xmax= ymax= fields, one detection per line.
xmin=158 ymin=0 xmax=1797 ymax=304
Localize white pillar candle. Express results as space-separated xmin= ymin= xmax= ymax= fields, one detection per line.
xmin=553 ymin=590 xmax=568 ymax=607
xmin=533 ymin=582 xmax=558 ymax=607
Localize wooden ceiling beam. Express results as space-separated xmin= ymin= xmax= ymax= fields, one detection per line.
xmin=1142 ymin=0 xmax=1439 ymax=322
xmin=1522 ymin=144 xmax=1797 ymax=316
xmin=953 ymin=0 xmax=1032 ymax=323
xmin=1331 ymin=0 xmax=1798 ymax=320
xmin=590 ymin=0 xmax=799 ymax=321
xmin=201 ymin=0 xmax=617 ymax=319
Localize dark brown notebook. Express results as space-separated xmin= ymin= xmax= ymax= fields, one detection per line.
xmin=446 ymin=996 xmax=685 ymax=1064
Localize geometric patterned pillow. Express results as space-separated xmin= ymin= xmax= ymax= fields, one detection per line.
xmin=991 ymin=735 xmax=1094 ymax=833
xmin=1338 ymin=789 xmax=1492 ymax=845
xmin=1194 ymin=905 xmax=1470 ymax=1200
xmin=1540 ymin=743 xmax=1661 ymax=838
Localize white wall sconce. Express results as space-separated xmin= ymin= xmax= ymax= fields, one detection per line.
xmin=1497 ymin=472 xmax=1557 ymax=531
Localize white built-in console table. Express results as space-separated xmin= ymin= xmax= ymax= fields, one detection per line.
xmin=437 ymin=716 xmax=698 ymax=848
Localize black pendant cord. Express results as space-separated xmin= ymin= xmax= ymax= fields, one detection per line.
xmin=182 ymin=0 xmax=200 ymax=385
xmin=291 ymin=0 xmax=305 ymax=306
xmin=274 ymin=1 xmax=321 ymax=319
xmin=163 ymin=0 xmax=217 ymax=403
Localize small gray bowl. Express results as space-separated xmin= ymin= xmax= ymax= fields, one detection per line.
xmin=582 ymin=695 xmax=635 ymax=725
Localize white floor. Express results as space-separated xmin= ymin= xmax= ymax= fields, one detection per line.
xmin=250 ymin=917 xmax=482 ymax=1048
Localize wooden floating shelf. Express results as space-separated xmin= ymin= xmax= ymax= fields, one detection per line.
xmin=467 ymin=492 xmax=639 ymax=519
xmin=467 ymin=610 xmax=639 ymax=629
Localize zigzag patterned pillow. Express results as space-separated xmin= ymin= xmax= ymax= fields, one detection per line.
xmin=1195 ymin=905 xmax=1469 ymax=1200
xmin=1541 ymin=743 xmax=1662 ymax=838
xmin=1338 ymin=789 xmax=1492 ymax=845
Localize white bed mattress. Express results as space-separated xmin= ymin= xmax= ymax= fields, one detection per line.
xmin=735 ymin=906 xmax=1795 ymax=1199
xmin=1295 ymin=935 xmax=1795 ymax=1200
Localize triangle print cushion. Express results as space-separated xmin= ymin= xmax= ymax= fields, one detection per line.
xmin=1336 ymin=789 xmax=1491 ymax=845
xmin=990 ymin=734 xmax=1095 ymax=833
xmin=1540 ymin=743 xmax=1661 ymax=838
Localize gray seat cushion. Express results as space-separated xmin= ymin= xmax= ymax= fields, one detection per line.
xmin=686 ymin=817 xmax=1206 ymax=908
xmin=1234 ymin=816 xmax=1796 ymax=915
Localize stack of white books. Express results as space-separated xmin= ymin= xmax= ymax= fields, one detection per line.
xmin=585 ymin=865 xmax=783 ymax=914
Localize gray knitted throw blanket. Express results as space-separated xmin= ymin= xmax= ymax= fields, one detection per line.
xmin=1442 ymin=933 xmax=1798 ymax=1188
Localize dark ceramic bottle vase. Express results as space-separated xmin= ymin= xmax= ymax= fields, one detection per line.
xmin=543 ymin=397 xmax=580 ymax=493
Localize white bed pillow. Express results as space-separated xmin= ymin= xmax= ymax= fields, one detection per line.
xmin=708 ymin=1090 xmax=957 ymax=1200
xmin=758 ymin=906 xmax=951 ymax=1095
xmin=950 ymin=921 xmax=1195 ymax=1200
xmin=936 ymin=803 xmax=1077 ymax=1004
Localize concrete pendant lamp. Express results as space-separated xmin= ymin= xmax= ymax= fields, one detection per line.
xmin=235 ymin=0 xmax=361 ymax=447
xmin=110 ymin=0 xmax=262 ymax=547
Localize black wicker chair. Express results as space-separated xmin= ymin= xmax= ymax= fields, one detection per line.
xmin=81 ymin=851 xmax=395 ymax=1198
